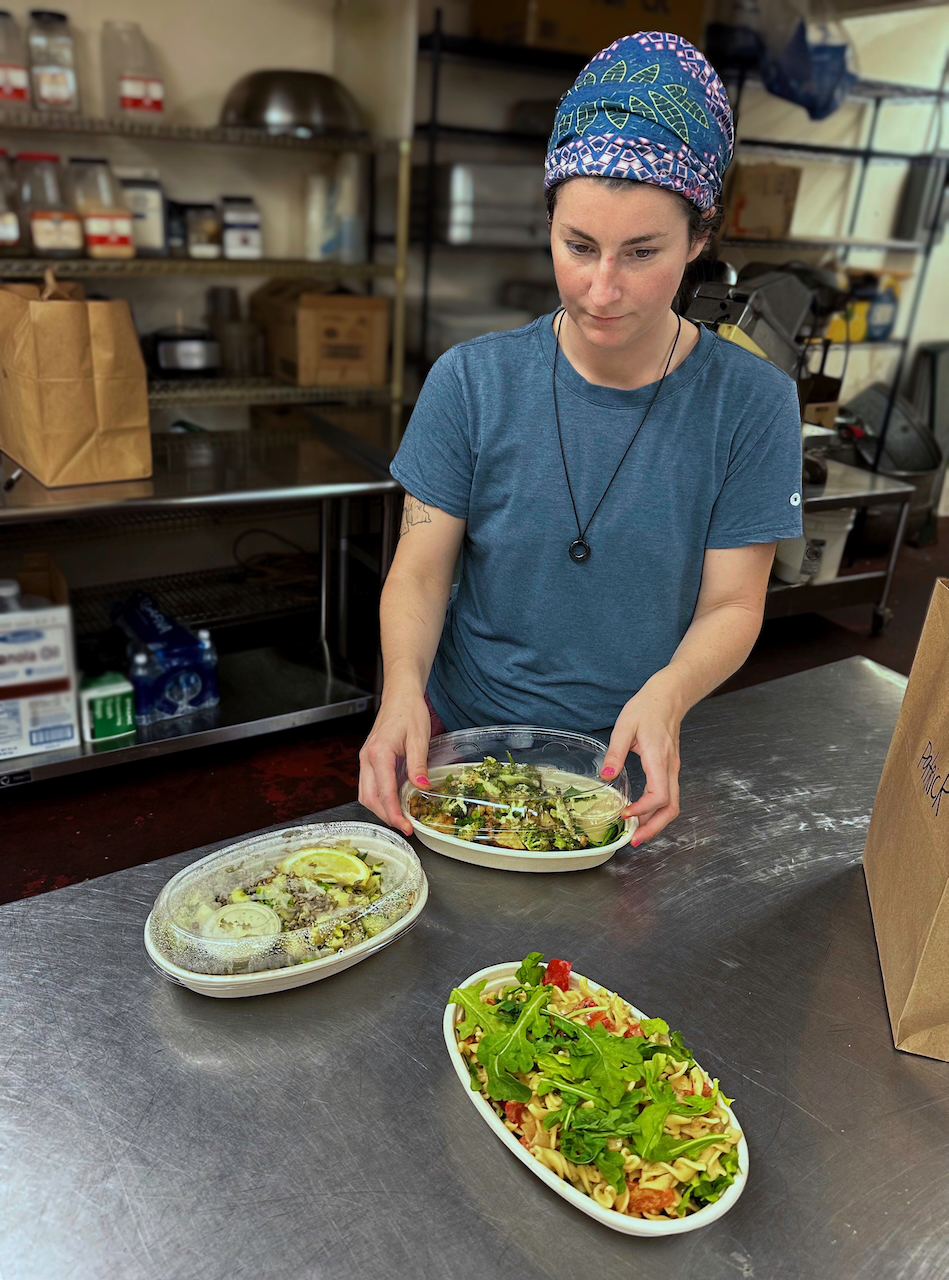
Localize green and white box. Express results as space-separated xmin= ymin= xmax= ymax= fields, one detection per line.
xmin=79 ymin=673 xmax=135 ymax=742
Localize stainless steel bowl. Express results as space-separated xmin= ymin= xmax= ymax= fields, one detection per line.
xmin=219 ymin=70 xmax=366 ymax=139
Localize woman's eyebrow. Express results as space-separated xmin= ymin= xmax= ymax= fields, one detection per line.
xmin=562 ymin=225 xmax=669 ymax=246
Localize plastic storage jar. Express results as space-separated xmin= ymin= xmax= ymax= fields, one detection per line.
xmin=101 ymin=20 xmax=163 ymax=119
xmin=69 ymin=157 xmax=134 ymax=258
xmin=27 ymin=9 xmax=78 ymax=113
xmin=0 ymin=11 xmax=31 ymax=107
xmin=0 ymin=149 xmax=24 ymax=252
xmin=14 ymin=151 xmax=82 ymax=255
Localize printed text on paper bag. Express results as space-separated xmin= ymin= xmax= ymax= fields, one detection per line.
xmin=918 ymin=741 xmax=949 ymax=817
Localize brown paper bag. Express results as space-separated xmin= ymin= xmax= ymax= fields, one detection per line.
xmin=0 ymin=270 xmax=151 ymax=487
xmin=863 ymin=577 xmax=949 ymax=1061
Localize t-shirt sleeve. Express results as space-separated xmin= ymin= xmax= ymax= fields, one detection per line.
xmin=389 ymin=349 xmax=473 ymax=519
xmin=705 ymin=383 xmax=804 ymax=548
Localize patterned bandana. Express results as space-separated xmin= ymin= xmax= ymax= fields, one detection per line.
xmin=545 ymin=31 xmax=735 ymax=212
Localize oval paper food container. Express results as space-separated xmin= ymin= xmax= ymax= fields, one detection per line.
xmin=144 ymin=822 xmax=427 ymax=998
xmin=442 ymin=962 xmax=749 ymax=1236
xmin=407 ymin=813 xmax=635 ymax=873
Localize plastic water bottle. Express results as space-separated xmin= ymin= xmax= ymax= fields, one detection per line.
xmin=0 ymin=579 xmax=21 ymax=613
xmin=197 ymin=629 xmax=220 ymax=705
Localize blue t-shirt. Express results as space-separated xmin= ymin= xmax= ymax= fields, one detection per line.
xmin=391 ymin=315 xmax=803 ymax=734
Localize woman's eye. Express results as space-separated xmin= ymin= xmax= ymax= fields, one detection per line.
xmin=631 ymin=248 xmax=655 ymax=260
xmin=565 ymin=241 xmax=593 ymax=255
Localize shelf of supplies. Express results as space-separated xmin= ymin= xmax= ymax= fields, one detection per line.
xmin=0 ymin=257 xmax=393 ymax=280
xmin=720 ymin=235 xmax=924 ymax=253
xmin=719 ymin=62 xmax=949 ymax=103
xmin=147 ymin=378 xmax=390 ymax=408
xmin=805 ymin=338 xmax=906 ymax=351
xmin=414 ymin=121 xmax=547 ymax=146
xmin=737 ymin=137 xmax=927 ymax=164
xmin=765 ymin=570 xmax=888 ymax=617
xmin=0 ymin=106 xmax=375 ymax=152
xmin=0 ymin=646 xmax=375 ymax=787
xmin=418 ymin=32 xmax=586 ymax=74
xmin=0 ymin=424 xmax=398 ymax=526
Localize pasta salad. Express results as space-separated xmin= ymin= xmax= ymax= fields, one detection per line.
xmin=449 ymin=952 xmax=742 ymax=1220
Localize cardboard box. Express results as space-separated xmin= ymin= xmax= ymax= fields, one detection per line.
xmin=723 ymin=163 xmax=802 ymax=241
xmin=471 ymin=0 xmax=707 ymax=53
xmin=250 ymin=282 xmax=389 ymax=388
xmin=0 ymin=555 xmax=80 ymax=760
xmin=799 ymin=373 xmax=842 ymax=431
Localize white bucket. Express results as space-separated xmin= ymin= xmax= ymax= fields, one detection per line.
xmin=773 ymin=535 xmax=807 ymax=584
xmin=802 ymin=507 xmax=857 ymax=584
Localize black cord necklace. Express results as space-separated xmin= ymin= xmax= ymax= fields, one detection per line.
xmin=553 ymin=309 xmax=681 ymax=564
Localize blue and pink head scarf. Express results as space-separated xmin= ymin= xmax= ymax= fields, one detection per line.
xmin=545 ymin=32 xmax=735 ymax=213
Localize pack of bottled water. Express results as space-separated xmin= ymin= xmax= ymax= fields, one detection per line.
xmin=113 ymin=591 xmax=220 ymax=725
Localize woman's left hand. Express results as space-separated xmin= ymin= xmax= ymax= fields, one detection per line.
xmin=599 ymin=673 xmax=684 ymax=845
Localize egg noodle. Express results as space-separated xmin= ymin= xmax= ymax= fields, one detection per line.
xmin=450 ymin=953 xmax=742 ymax=1220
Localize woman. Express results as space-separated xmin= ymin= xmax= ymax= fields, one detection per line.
xmin=360 ymin=31 xmax=803 ymax=846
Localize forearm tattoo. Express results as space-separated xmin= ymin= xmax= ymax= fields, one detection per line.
xmin=400 ymin=495 xmax=432 ymax=537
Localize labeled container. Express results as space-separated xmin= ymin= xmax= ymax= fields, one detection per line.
xmin=334 ymin=152 xmax=366 ymax=264
xmin=78 ymin=672 xmax=135 ymax=742
xmin=801 ymin=507 xmax=856 ymax=583
xmin=399 ymin=726 xmax=635 ymax=872
xmin=165 ymin=198 xmax=187 ymax=256
xmin=773 ymin=534 xmax=807 ymax=585
xmin=0 ymin=555 xmax=79 ymax=760
xmin=144 ymin=821 xmax=428 ymax=997
xmin=185 ymin=202 xmax=222 ymax=259
xmin=27 ymin=9 xmax=78 ymax=113
xmin=0 ymin=149 xmax=23 ymax=251
xmin=13 ymin=151 xmax=83 ymax=256
xmin=115 ymin=167 xmax=166 ymax=255
xmin=221 ymin=194 xmax=262 ymax=259
xmin=114 ymin=591 xmax=219 ymax=724
xmin=304 ymin=171 xmax=336 ymax=261
xmin=0 ymin=12 xmax=31 ymax=107
xmin=69 ymin=157 xmax=134 ymax=258
xmin=101 ymin=19 xmax=163 ymax=118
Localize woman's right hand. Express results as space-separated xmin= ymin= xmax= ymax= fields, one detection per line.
xmin=358 ymin=692 xmax=432 ymax=836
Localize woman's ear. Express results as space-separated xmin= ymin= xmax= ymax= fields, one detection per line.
xmin=687 ymin=229 xmax=713 ymax=264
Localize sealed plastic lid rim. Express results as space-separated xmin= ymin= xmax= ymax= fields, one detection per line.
xmin=400 ymin=724 xmax=630 ymax=855
xmin=147 ymin=821 xmax=425 ymax=980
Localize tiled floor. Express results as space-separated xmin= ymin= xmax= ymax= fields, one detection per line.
xmin=2 ymin=523 xmax=945 ymax=904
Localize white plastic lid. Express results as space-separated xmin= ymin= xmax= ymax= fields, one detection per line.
xmin=197 ymin=628 xmax=210 ymax=642
xmin=133 ymin=652 xmax=149 ymax=665
xmin=0 ymin=579 xmax=19 ymax=598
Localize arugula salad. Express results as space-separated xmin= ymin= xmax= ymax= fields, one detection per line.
xmin=408 ymin=755 xmax=624 ymax=852
xmin=449 ymin=953 xmax=742 ymax=1220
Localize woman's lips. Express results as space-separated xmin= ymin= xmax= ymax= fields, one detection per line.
xmin=587 ymin=314 xmax=625 ymax=324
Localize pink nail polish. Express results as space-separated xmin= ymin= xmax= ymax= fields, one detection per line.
xmin=602 ymin=766 xmax=616 ymax=778
xmin=416 ymin=775 xmax=431 ymax=788
xmin=632 ymin=838 xmax=641 ymax=848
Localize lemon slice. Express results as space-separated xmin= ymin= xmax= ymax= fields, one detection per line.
xmin=201 ymin=902 xmax=281 ymax=939
xmin=276 ymin=847 xmax=372 ymax=887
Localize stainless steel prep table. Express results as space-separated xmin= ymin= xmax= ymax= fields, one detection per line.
xmin=2 ymin=656 xmax=947 ymax=1280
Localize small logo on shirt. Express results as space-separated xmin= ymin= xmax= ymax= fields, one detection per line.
xmin=790 ymin=492 xmax=801 ymax=506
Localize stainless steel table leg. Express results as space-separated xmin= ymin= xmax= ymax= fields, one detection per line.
xmin=338 ymin=497 xmax=350 ymax=662
xmin=320 ymin=498 xmax=334 ymax=684
xmin=873 ymin=496 xmax=912 ymax=634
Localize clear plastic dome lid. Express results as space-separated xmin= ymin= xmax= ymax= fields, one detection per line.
xmin=399 ymin=726 xmax=630 ymax=853
xmin=146 ymin=821 xmax=425 ymax=978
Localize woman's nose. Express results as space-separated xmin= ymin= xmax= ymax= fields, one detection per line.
xmin=587 ymin=257 xmax=622 ymax=307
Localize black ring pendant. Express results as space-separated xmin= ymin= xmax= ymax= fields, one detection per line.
xmin=569 ymin=538 xmax=591 ymax=564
